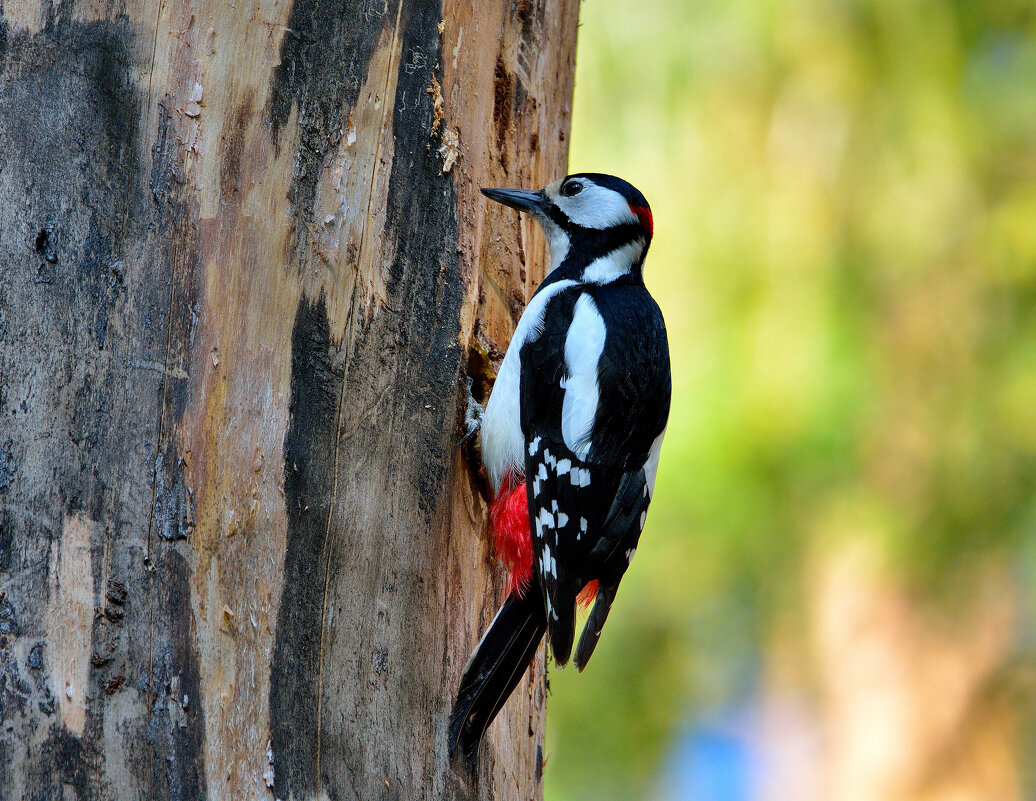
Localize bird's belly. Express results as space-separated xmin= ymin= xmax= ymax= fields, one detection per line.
xmin=481 ymin=351 xmax=524 ymax=495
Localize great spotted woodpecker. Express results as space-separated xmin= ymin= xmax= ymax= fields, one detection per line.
xmin=449 ymin=174 xmax=670 ymax=765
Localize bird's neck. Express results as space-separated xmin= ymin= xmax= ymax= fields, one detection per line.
xmin=542 ymin=232 xmax=648 ymax=290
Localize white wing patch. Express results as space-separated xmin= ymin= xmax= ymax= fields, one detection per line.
xmin=481 ymin=279 xmax=578 ymax=492
xmin=561 ymin=294 xmax=606 ymax=460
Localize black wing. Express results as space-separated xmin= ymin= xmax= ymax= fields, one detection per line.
xmin=519 ymin=281 xmax=670 ymax=667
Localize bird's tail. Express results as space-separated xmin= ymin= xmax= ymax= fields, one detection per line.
xmin=448 ymin=584 xmax=547 ymax=767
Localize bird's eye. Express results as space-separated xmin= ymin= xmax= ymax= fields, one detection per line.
xmin=561 ymin=181 xmax=583 ymax=197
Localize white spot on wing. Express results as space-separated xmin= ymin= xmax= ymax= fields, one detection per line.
xmin=570 ymin=467 xmax=592 ymax=487
xmin=556 ymin=458 xmax=571 ymax=476
xmin=557 ymin=511 xmax=569 ymax=528
xmin=529 ymin=436 xmax=542 ymax=456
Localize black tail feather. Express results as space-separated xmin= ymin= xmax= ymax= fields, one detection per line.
xmin=546 ymin=593 xmax=576 ymax=668
xmin=448 ymin=586 xmax=547 ymax=767
xmin=573 ymin=583 xmax=617 ymax=671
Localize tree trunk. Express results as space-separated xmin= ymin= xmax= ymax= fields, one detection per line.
xmin=0 ymin=0 xmax=577 ymax=797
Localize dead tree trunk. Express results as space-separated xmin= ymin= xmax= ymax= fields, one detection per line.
xmin=0 ymin=0 xmax=577 ymax=797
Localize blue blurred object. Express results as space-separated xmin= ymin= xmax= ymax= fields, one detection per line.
xmin=660 ymin=713 xmax=759 ymax=801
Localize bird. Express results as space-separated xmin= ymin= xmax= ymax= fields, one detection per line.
xmin=449 ymin=173 xmax=671 ymax=767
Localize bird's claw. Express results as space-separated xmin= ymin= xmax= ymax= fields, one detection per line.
xmin=459 ymin=377 xmax=484 ymax=447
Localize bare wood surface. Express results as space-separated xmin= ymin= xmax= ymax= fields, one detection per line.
xmin=0 ymin=0 xmax=577 ymax=797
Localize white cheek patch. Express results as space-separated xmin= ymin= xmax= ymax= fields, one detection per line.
xmin=555 ymin=183 xmax=639 ymax=230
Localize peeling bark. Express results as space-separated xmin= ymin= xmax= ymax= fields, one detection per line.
xmin=0 ymin=0 xmax=578 ymax=797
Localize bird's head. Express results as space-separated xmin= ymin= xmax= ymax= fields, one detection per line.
xmin=482 ymin=174 xmax=653 ymax=280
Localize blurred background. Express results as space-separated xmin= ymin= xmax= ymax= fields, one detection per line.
xmin=545 ymin=1 xmax=1036 ymax=799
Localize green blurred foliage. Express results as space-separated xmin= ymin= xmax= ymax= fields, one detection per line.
xmin=545 ymin=1 xmax=1036 ymax=798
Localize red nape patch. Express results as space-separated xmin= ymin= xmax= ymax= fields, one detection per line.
xmin=629 ymin=204 xmax=653 ymax=237
xmin=490 ymin=479 xmax=533 ymax=596
xmin=577 ymin=580 xmax=599 ymax=608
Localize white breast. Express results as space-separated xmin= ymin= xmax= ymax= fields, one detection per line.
xmin=481 ymin=279 xmax=577 ymax=493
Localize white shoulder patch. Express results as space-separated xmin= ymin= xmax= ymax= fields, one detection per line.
xmin=481 ymin=279 xmax=577 ymax=492
xmin=561 ymin=294 xmax=607 ymax=460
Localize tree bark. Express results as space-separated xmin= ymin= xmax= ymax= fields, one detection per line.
xmin=0 ymin=0 xmax=577 ymax=798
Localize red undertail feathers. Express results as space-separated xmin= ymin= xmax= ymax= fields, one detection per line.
xmin=577 ymin=580 xmax=599 ymax=608
xmin=490 ymin=476 xmax=533 ymax=595
xmin=490 ymin=474 xmax=599 ymax=606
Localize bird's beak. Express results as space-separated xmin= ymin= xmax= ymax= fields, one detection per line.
xmin=481 ymin=187 xmax=545 ymax=214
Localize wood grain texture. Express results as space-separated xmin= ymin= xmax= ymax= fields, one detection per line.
xmin=0 ymin=0 xmax=578 ymax=797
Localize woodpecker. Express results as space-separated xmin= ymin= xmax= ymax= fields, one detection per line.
xmin=449 ymin=173 xmax=670 ymax=766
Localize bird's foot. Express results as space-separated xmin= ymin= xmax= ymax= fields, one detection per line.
xmin=459 ymin=376 xmax=484 ymax=447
